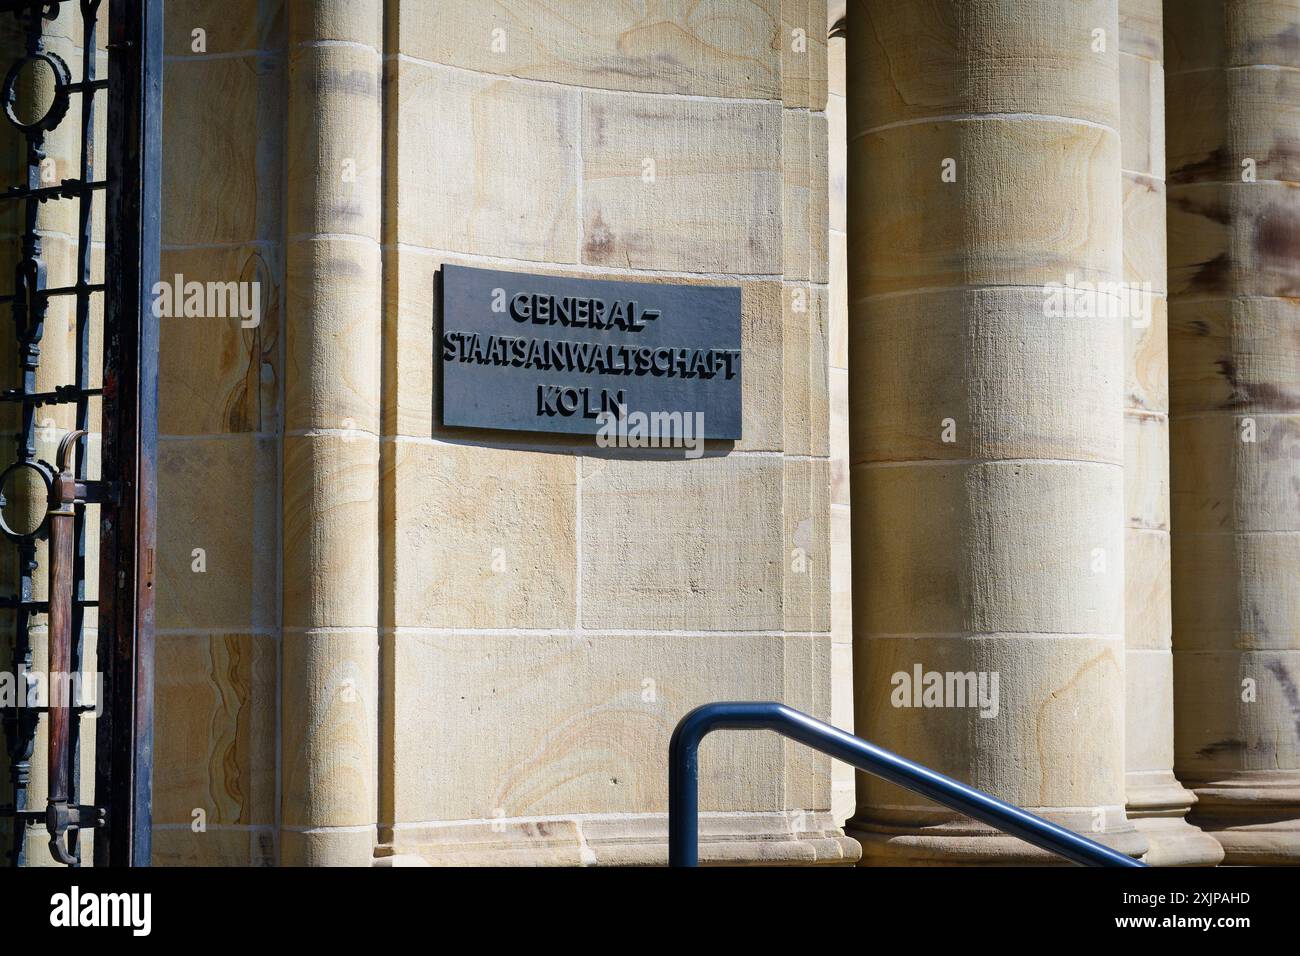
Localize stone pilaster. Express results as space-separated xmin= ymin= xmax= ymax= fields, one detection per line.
xmin=826 ymin=1 xmax=854 ymax=827
xmin=845 ymin=0 xmax=1146 ymax=863
xmin=1119 ymin=0 xmax=1223 ymax=867
xmin=280 ymin=0 xmax=383 ymax=865
xmin=1167 ymin=0 xmax=1300 ymax=865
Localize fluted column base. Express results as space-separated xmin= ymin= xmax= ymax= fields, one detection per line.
xmin=846 ymin=810 xmax=1148 ymax=866
xmin=1186 ymin=770 xmax=1300 ymax=865
xmin=1127 ymin=770 xmax=1224 ymax=866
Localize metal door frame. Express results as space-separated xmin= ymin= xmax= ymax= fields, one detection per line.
xmin=93 ymin=0 xmax=159 ymax=868
xmin=0 ymin=0 xmax=160 ymax=868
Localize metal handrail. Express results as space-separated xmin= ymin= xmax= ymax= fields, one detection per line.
xmin=668 ymin=701 xmax=1145 ymax=867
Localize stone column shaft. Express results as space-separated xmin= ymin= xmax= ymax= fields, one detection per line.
xmin=846 ymin=0 xmax=1145 ymax=863
xmin=1119 ymin=0 xmax=1223 ymax=866
xmin=280 ymin=0 xmax=383 ymax=865
xmin=1167 ymin=0 xmax=1300 ymax=864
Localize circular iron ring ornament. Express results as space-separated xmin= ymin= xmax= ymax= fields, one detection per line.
xmin=2 ymin=49 xmax=72 ymax=134
xmin=0 ymin=457 xmax=56 ymax=541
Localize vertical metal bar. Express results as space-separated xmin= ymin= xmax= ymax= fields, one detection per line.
xmin=45 ymin=432 xmax=84 ymax=866
xmin=3 ymin=0 xmax=52 ymax=869
xmin=667 ymin=731 xmax=699 ymax=867
xmin=66 ymin=0 xmax=102 ymax=869
xmin=94 ymin=0 xmax=160 ymax=868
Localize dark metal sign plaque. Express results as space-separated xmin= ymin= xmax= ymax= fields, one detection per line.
xmin=440 ymin=265 xmax=742 ymax=438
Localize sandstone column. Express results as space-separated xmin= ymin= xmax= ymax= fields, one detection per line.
xmin=1167 ymin=0 xmax=1300 ymax=864
xmin=846 ymin=0 xmax=1146 ymax=863
xmin=280 ymin=0 xmax=383 ymax=865
xmin=1119 ymin=0 xmax=1223 ymax=866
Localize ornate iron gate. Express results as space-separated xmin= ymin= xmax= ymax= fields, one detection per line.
xmin=0 ymin=0 xmax=159 ymax=867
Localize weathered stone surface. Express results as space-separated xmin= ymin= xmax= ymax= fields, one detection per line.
xmin=582 ymin=93 xmax=781 ymax=274
xmin=779 ymin=0 xmax=809 ymax=109
xmin=828 ymin=32 xmax=845 ymax=100
xmin=380 ymin=819 xmax=588 ymax=866
xmin=1171 ymin=413 xmax=1300 ymax=534
xmin=382 ymin=632 xmax=788 ymax=823
xmin=1125 ymin=528 xmax=1171 ymax=651
xmin=282 ymin=434 xmax=380 ymax=630
xmin=1116 ymin=13 xmax=1187 ymax=856
xmin=1167 ymin=66 xmax=1300 ymax=185
xmin=163 ymin=55 xmax=283 ymax=245
xmin=783 ymin=634 xmax=832 ymax=810
xmin=1123 ymin=175 xmax=1167 ymax=289
xmin=383 ymin=440 xmax=576 ymax=629
xmin=736 ymin=281 xmax=788 ymax=453
xmin=852 ymin=460 xmax=1125 ymax=638
xmin=1128 ymin=650 xmax=1176 ymax=772
xmin=580 ymin=455 xmax=783 ymax=631
xmin=782 ymin=284 xmax=812 ymax=457
xmin=850 ymin=288 xmax=1124 ymax=466
xmin=1175 ymin=650 xmax=1300 ymax=774
xmin=827 ymin=93 xmax=846 ymax=236
xmin=1165 ymin=0 xmax=1300 ymax=72
xmin=157 ymin=437 xmax=277 ymax=630
xmin=808 ymin=284 xmax=830 ymax=456
xmin=160 ymin=244 xmax=280 ymax=436
xmin=1120 ymin=52 xmax=1165 ymax=176
xmin=279 ymin=827 xmax=376 ymax=866
xmin=1167 ymin=181 xmax=1300 ymax=298
xmin=126 ymin=0 xmax=846 ymax=870
xmin=1125 ymin=292 xmax=1169 ymax=413
xmin=281 ymin=629 xmax=378 ymax=828
xmin=1172 ymin=529 xmax=1300 ymax=650
xmin=783 ymin=457 xmax=831 ymax=634
xmin=380 ymin=810 xmax=858 ymax=866
xmin=164 ymin=0 xmax=282 ymax=55
xmin=388 ymin=0 xmax=782 ymax=99
xmin=826 ymin=24 xmax=852 ymax=835
xmin=1168 ymin=296 xmax=1300 ymax=414
xmin=829 ymin=232 xmax=847 ymax=371
xmin=813 ymin=124 xmax=830 ymax=285
xmin=829 ymin=367 xmax=849 ymax=505
xmin=285 ymin=237 xmax=382 ymax=434
xmin=387 ymin=59 xmax=579 ymax=260
xmin=830 ymin=639 xmax=855 ymax=824
xmin=287 ymin=42 xmax=382 ymax=241
xmin=781 ymin=283 xmax=829 ymax=457
xmin=153 ymin=827 xmax=275 ymax=867
xmin=853 ymin=633 xmax=1127 ymax=809
xmin=846 ymin=4 xmax=1138 ymax=865
xmin=273 ymin=0 xmax=386 ymax=868
xmin=831 ymin=504 xmax=852 ymax=639
xmin=849 ymin=0 xmax=1121 ymax=130
xmin=286 ymin=0 xmax=382 ymax=48
xmin=783 ymin=110 xmax=812 ymax=282
xmin=1119 ymin=0 xmax=1164 ymax=61
xmin=154 ymin=633 xmax=276 ymax=826
xmin=851 ymin=121 xmax=1123 ymax=296
xmin=1125 ymin=413 xmax=1170 ymax=531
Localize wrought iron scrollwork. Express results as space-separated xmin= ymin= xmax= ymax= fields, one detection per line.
xmin=0 ymin=0 xmax=106 ymax=867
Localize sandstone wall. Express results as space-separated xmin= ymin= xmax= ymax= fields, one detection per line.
xmin=145 ymin=0 xmax=842 ymax=865
xmin=378 ymin=0 xmax=845 ymax=866
xmin=151 ymin=0 xmax=284 ymax=865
